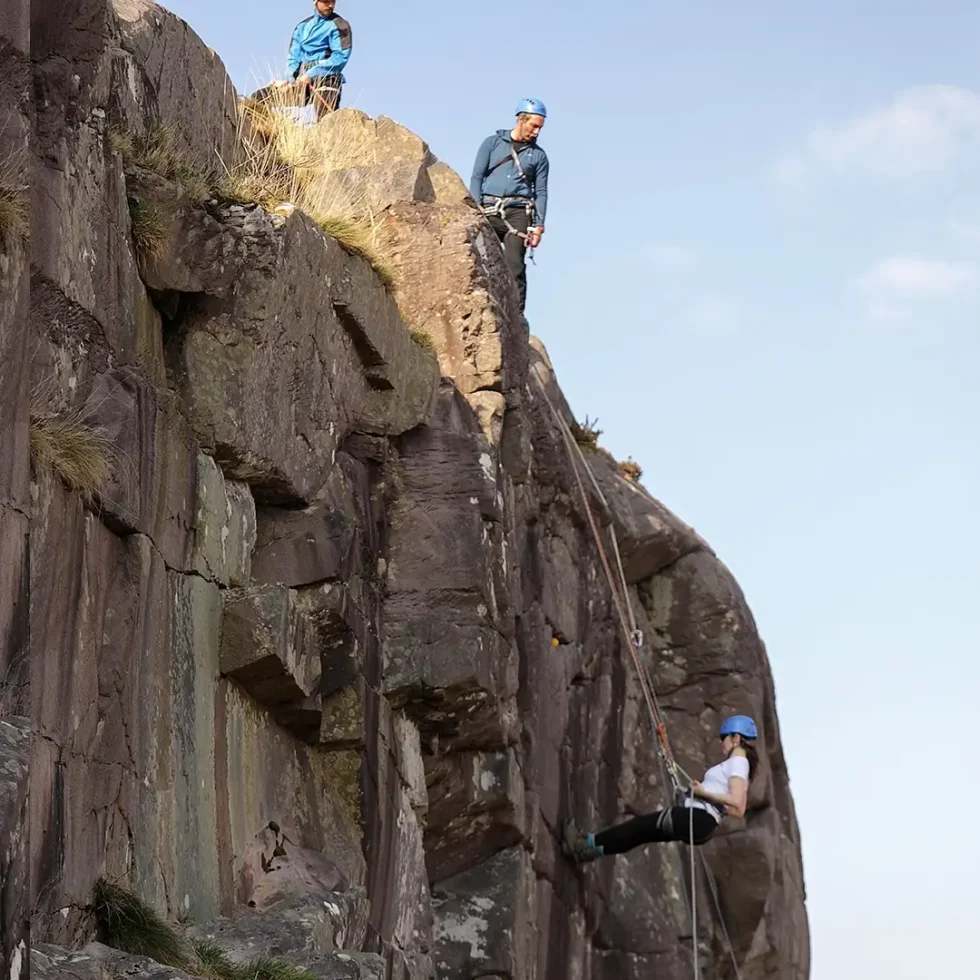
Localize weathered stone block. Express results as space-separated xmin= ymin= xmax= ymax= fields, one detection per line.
xmin=84 ymin=367 xmax=198 ymax=571
xmin=432 ymin=846 xmax=536 ymax=980
xmin=126 ymin=168 xmax=244 ymax=296
xmin=382 ymin=385 xmax=518 ymax=746
xmin=253 ymin=495 xmax=358 ymax=589
xmin=424 ymin=749 xmax=526 ymax=883
xmin=589 ymin=451 xmax=706 ymax=584
xmin=427 ymin=160 xmax=470 ymax=205
xmin=381 ymin=202 xmax=527 ymax=406
xmin=111 ymin=0 xmax=241 ymax=170
xmin=220 ymin=585 xmax=322 ymax=737
xmin=192 ymin=453 xmax=256 ymax=587
xmin=170 ymin=208 xmax=437 ymax=504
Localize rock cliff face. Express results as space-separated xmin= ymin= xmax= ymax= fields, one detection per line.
xmin=4 ymin=3 xmax=809 ymax=979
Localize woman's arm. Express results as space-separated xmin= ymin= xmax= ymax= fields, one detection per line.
xmin=690 ymin=777 xmax=748 ymax=818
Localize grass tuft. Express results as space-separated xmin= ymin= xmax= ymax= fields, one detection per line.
xmin=30 ymin=411 xmax=111 ymax=495
xmin=91 ymin=878 xmax=194 ymax=970
xmin=129 ymin=199 xmax=171 ymax=261
xmin=409 ymin=328 xmax=436 ymax=354
xmin=570 ymin=415 xmax=602 ymax=449
xmin=194 ymin=941 xmax=318 ymax=980
xmin=222 ymin=88 xmax=397 ymax=291
xmin=619 ymin=458 xmax=643 ymax=482
xmin=0 ymin=152 xmax=28 ymax=249
xmin=238 ymin=960 xmax=319 ymax=980
xmin=91 ymin=881 xmax=321 ymax=980
xmin=194 ymin=941 xmax=245 ymax=980
xmin=110 ymin=125 xmax=217 ymax=205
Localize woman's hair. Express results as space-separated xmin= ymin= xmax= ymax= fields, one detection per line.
xmin=731 ymin=736 xmax=759 ymax=783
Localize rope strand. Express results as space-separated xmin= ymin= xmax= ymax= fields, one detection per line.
xmin=531 ymin=368 xmax=745 ymax=980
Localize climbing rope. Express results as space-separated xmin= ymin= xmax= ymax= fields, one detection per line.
xmin=531 ymin=368 xmax=747 ymax=980
xmin=699 ymin=852 xmax=744 ymax=980
xmin=689 ymin=792 xmax=701 ymax=980
xmin=531 ymin=370 xmax=688 ymax=794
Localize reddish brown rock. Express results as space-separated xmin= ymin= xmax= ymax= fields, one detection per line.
xmin=24 ymin=8 xmax=809 ymax=980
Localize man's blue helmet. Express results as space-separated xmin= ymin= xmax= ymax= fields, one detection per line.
xmin=515 ymin=98 xmax=547 ymax=118
xmin=720 ymin=715 xmax=758 ymax=740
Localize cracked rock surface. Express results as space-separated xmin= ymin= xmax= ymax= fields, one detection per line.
xmin=16 ymin=3 xmax=808 ymax=980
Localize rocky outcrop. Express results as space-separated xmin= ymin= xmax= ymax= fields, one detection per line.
xmin=13 ymin=3 xmax=809 ymax=980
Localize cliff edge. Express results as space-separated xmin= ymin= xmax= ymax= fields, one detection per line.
xmin=2 ymin=3 xmax=809 ymax=979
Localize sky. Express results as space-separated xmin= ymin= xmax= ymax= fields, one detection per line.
xmin=162 ymin=2 xmax=980 ymax=976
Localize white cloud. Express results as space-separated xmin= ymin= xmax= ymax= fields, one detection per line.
xmin=857 ymin=256 xmax=977 ymax=296
xmin=777 ymin=84 xmax=980 ymax=181
xmin=857 ymin=256 xmax=977 ymax=325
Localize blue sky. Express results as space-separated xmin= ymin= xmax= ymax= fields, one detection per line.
xmin=164 ymin=2 xmax=980 ymax=976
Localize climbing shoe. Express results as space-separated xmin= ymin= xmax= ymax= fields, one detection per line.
xmin=561 ymin=819 xmax=603 ymax=863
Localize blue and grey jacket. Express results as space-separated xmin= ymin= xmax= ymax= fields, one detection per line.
xmin=470 ymin=129 xmax=549 ymax=228
xmin=287 ymin=11 xmax=352 ymax=81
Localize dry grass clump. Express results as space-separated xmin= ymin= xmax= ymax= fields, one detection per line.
xmin=570 ymin=415 xmax=602 ymax=449
xmin=92 ymin=879 xmax=318 ymax=980
xmin=128 ymin=199 xmax=171 ymax=260
xmin=30 ymin=409 xmax=112 ymax=495
xmin=224 ymin=87 xmax=397 ymax=290
xmin=409 ymin=328 xmax=436 ymax=353
xmin=619 ymin=458 xmax=643 ymax=482
xmin=92 ymin=878 xmax=195 ymax=970
xmin=109 ymin=125 xmax=216 ymax=204
xmin=0 ymin=152 xmax=28 ymax=249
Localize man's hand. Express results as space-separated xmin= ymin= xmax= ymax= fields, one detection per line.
xmin=297 ymin=73 xmax=310 ymax=85
xmin=527 ymin=226 xmax=544 ymax=248
xmin=689 ymin=780 xmax=704 ymax=798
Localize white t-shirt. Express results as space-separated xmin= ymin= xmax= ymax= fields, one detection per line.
xmin=684 ymin=754 xmax=750 ymax=822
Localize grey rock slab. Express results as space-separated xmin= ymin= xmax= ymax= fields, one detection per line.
xmin=220 ymin=585 xmax=322 ymax=737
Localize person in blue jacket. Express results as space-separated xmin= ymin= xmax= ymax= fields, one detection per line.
xmin=285 ymin=0 xmax=352 ymax=117
xmin=470 ymin=99 xmax=550 ymax=312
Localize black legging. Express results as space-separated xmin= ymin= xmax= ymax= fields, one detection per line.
xmin=486 ymin=207 xmax=531 ymax=311
xmin=595 ymin=806 xmax=718 ymax=855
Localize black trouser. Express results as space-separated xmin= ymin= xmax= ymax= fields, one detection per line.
xmin=486 ymin=206 xmax=531 ymax=312
xmin=595 ymin=806 xmax=718 ymax=855
xmin=303 ymin=74 xmax=342 ymax=117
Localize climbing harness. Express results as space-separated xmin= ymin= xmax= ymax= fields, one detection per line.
xmin=531 ymin=369 xmax=743 ymax=980
xmin=481 ymin=197 xmax=538 ymax=263
xmin=480 ymin=140 xmax=540 ymax=262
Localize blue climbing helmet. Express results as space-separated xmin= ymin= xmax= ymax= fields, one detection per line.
xmin=515 ymin=98 xmax=547 ymax=118
xmin=720 ymin=715 xmax=758 ymax=740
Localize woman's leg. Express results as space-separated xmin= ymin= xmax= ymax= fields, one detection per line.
xmin=595 ymin=807 xmax=718 ymax=855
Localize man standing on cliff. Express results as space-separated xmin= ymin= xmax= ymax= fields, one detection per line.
xmin=285 ymin=0 xmax=352 ymax=117
xmin=470 ymin=99 xmax=550 ymax=313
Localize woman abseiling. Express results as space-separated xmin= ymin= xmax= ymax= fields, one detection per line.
xmin=561 ymin=715 xmax=759 ymax=862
